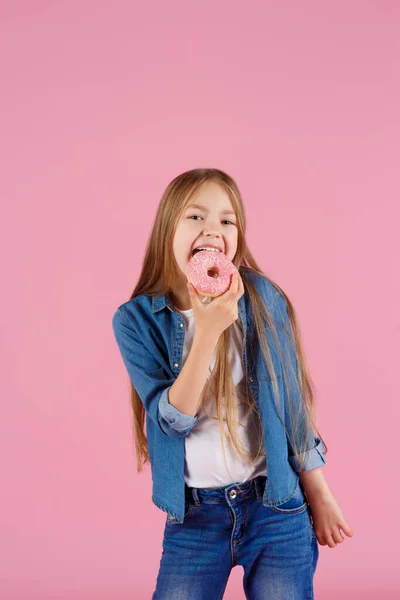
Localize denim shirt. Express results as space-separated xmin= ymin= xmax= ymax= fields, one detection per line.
xmin=112 ymin=268 xmax=326 ymax=524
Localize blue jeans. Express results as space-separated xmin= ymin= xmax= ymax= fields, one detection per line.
xmin=152 ymin=475 xmax=319 ymax=599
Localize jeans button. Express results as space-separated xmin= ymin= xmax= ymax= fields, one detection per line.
xmin=229 ymin=489 xmax=237 ymax=499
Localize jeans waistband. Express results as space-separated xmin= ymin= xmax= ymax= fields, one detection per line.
xmin=185 ymin=475 xmax=267 ymax=505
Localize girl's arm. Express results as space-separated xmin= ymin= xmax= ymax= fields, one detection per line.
xmin=273 ymin=290 xmax=354 ymax=548
xmin=167 ymin=328 xmax=219 ymax=418
xmin=298 ymin=466 xmax=330 ymax=500
xmin=112 ymin=307 xmax=202 ymax=438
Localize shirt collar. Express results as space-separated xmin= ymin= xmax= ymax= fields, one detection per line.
xmin=152 ymin=292 xmax=170 ymax=313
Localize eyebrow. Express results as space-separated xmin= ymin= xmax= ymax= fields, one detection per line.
xmin=186 ymin=203 xmax=236 ymax=217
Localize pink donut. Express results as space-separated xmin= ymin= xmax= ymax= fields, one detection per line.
xmin=187 ymin=250 xmax=239 ymax=297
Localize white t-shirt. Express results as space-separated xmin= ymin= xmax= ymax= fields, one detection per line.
xmin=174 ymin=301 xmax=267 ymax=488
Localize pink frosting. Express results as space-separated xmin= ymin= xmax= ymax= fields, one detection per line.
xmin=187 ymin=250 xmax=238 ymax=297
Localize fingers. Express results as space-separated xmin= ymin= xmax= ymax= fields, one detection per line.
xmin=225 ymin=274 xmax=237 ymax=299
xmin=226 ymin=272 xmax=242 ymax=301
xmin=233 ymin=271 xmax=244 ymax=299
xmin=187 ymin=282 xmax=199 ymax=303
xmin=230 ymin=272 xmax=239 ymax=293
xmin=341 ymin=522 xmax=354 ymax=537
xmin=237 ymin=272 xmax=244 ymax=296
xmin=331 ymin=528 xmax=345 ymax=544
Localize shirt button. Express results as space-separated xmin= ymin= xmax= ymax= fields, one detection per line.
xmin=249 ymin=377 xmax=254 ymax=382
xmin=174 ymin=363 xmax=179 ymax=368
xmin=180 ymin=323 xmax=184 ymax=327
xmin=229 ymin=490 xmax=237 ymax=499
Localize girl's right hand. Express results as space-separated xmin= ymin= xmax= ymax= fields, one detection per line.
xmin=187 ymin=271 xmax=245 ymax=340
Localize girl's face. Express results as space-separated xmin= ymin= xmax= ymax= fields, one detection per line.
xmin=172 ymin=181 xmax=239 ymax=282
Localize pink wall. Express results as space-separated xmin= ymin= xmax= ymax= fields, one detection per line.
xmin=1 ymin=1 xmax=399 ymax=598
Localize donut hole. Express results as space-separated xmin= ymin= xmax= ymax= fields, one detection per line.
xmin=207 ymin=268 xmax=219 ymax=278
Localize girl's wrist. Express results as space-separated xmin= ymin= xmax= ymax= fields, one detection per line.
xmin=299 ymin=467 xmax=330 ymax=502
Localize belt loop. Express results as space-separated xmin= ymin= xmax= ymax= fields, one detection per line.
xmin=254 ymin=477 xmax=264 ymax=499
xmin=192 ymin=487 xmax=201 ymax=506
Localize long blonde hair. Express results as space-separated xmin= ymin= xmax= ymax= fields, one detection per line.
xmin=125 ymin=168 xmax=327 ymax=474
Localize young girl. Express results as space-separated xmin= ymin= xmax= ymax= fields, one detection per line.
xmin=112 ymin=168 xmax=353 ymax=599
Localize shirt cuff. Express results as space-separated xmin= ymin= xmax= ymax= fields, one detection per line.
xmin=288 ymin=437 xmax=327 ymax=472
xmin=158 ymin=387 xmax=199 ymax=434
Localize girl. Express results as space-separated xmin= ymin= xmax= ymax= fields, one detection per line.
xmin=112 ymin=168 xmax=353 ymax=599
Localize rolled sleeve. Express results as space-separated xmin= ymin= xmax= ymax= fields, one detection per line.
xmin=158 ymin=387 xmax=199 ymax=434
xmin=112 ymin=307 xmax=198 ymax=439
xmin=288 ymin=436 xmax=326 ymax=472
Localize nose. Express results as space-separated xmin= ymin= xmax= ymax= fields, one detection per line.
xmin=203 ymin=225 xmax=222 ymax=238
xmin=201 ymin=213 xmax=224 ymax=236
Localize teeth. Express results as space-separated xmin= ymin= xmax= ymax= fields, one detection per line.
xmin=194 ymin=247 xmax=221 ymax=253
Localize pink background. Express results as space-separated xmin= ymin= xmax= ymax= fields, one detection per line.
xmin=1 ymin=1 xmax=399 ymax=598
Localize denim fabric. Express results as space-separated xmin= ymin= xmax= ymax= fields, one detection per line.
xmin=153 ymin=475 xmax=319 ymax=599
xmin=112 ymin=268 xmax=326 ymax=523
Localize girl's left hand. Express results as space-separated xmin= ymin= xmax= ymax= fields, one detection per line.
xmin=307 ymin=491 xmax=354 ymax=548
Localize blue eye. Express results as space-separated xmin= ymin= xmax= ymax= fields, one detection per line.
xmin=188 ymin=215 xmax=235 ymax=225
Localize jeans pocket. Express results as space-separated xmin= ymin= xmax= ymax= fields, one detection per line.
xmin=270 ymin=479 xmax=308 ymax=514
xmin=183 ymin=499 xmax=196 ymax=520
